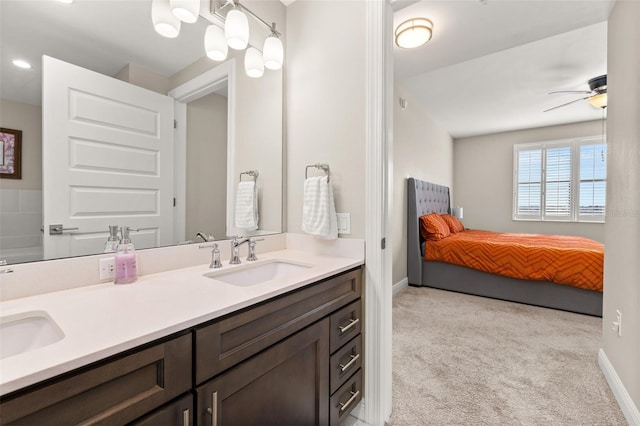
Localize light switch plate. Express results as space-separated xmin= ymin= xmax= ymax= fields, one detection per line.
xmin=337 ymin=213 xmax=351 ymax=235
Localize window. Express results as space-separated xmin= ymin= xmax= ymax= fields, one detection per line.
xmin=513 ymin=137 xmax=606 ymax=222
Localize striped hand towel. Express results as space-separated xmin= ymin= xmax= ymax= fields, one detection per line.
xmin=301 ymin=176 xmax=338 ymax=239
xmin=234 ymin=181 xmax=258 ymax=230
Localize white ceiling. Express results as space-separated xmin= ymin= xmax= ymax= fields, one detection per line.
xmin=393 ymin=0 xmax=614 ymax=139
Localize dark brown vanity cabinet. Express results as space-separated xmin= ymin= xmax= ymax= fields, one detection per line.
xmin=0 ymin=266 xmax=364 ymax=426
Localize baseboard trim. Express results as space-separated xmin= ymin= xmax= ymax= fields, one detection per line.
xmin=393 ymin=277 xmax=409 ymax=297
xmin=598 ymin=348 xmax=640 ymax=425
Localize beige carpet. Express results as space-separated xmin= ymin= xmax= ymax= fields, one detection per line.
xmin=388 ymin=287 xmax=626 ymax=425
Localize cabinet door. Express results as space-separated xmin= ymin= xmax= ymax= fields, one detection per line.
xmin=0 ymin=334 xmax=191 ymax=426
xmin=197 ymin=319 xmax=329 ymax=426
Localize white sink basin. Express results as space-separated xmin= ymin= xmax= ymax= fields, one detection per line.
xmin=204 ymin=260 xmax=311 ymax=286
xmin=0 ymin=311 xmax=65 ymax=359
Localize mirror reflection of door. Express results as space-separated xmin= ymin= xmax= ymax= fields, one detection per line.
xmin=42 ymin=56 xmax=175 ymax=260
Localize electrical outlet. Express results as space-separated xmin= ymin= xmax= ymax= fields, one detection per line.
xmin=99 ymin=258 xmax=115 ymax=280
xmin=612 ymin=309 xmax=622 ymax=337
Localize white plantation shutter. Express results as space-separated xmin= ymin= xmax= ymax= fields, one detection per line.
xmin=578 ymin=142 xmax=607 ymax=219
xmin=544 ymin=145 xmax=571 ymax=219
xmin=513 ymin=137 xmax=606 ymax=223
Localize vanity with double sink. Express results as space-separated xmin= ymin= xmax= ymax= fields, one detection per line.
xmin=0 ymin=236 xmax=364 ymax=425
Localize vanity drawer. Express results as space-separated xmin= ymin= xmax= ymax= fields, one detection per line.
xmin=330 ymin=334 xmax=363 ymax=394
xmin=330 ymin=369 xmax=362 ymax=425
xmin=329 ymin=300 xmax=362 ymax=353
xmin=0 ymin=333 xmax=192 ymax=426
xmin=195 ymin=267 xmax=362 ymax=384
xmin=128 ymin=393 xmax=193 ymax=426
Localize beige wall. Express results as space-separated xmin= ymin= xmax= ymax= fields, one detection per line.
xmin=115 ymin=63 xmax=170 ymax=95
xmin=0 ymin=99 xmax=42 ymax=190
xmin=285 ymin=0 xmax=366 ymax=238
xmin=393 ymin=84 xmax=453 ymax=284
xmin=603 ymin=0 xmax=640 ymax=415
xmin=186 ymin=93 xmax=227 ymax=239
xmin=454 ymin=120 xmax=606 ymax=242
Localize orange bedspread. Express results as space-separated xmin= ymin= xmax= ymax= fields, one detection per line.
xmin=423 ymin=230 xmax=603 ymax=292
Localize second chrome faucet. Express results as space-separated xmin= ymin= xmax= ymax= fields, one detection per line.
xmin=229 ymin=237 xmax=262 ymax=264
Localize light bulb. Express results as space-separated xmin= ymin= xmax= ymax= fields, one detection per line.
xmin=225 ymin=8 xmax=249 ymax=50
xmin=152 ymin=0 xmax=181 ymax=38
xmin=244 ymin=47 xmax=264 ymax=78
xmin=262 ymin=36 xmax=283 ymax=70
xmin=205 ymin=25 xmax=228 ymax=62
xmin=170 ymin=0 xmax=200 ymax=23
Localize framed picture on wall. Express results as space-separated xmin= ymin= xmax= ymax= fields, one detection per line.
xmin=0 ymin=127 xmax=22 ymax=179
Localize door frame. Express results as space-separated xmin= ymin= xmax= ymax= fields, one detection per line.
xmin=168 ymin=59 xmax=237 ymax=242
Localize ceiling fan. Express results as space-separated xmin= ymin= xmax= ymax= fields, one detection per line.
xmin=544 ymin=74 xmax=607 ymax=112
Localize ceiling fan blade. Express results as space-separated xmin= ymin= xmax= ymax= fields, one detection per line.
xmin=544 ymin=96 xmax=591 ymax=112
xmin=549 ymin=90 xmax=594 ymax=95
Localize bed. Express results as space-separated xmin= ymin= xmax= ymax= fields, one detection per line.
xmin=407 ymin=177 xmax=603 ymax=317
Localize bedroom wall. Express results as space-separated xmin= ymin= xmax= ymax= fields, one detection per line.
xmin=453 ymin=120 xmax=606 ymax=242
xmin=392 ymin=84 xmax=454 ymax=285
xmin=285 ymin=0 xmax=367 ymax=239
xmin=602 ymin=0 xmax=640 ymax=419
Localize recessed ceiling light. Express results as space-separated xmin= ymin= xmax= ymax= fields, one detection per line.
xmin=12 ymin=59 xmax=31 ymax=69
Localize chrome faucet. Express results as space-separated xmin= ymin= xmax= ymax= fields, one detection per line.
xmin=0 ymin=260 xmax=13 ymax=274
xmin=196 ymin=232 xmax=213 ymax=242
xmin=229 ymin=237 xmax=250 ymax=265
xmin=209 ymin=243 xmax=222 ymax=269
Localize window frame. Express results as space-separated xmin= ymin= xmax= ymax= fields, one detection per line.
xmin=512 ymin=136 xmax=606 ymax=223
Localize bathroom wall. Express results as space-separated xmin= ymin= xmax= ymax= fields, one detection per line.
xmin=186 ymin=92 xmax=228 ymax=239
xmin=392 ymin=84 xmax=454 ymax=285
xmin=285 ymin=0 xmax=367 ymax=239
xmin=0 ymin=99 xmax=43 ymax=262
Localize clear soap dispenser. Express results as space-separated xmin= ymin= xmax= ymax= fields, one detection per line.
xmin=103 ymin=225 xmax=120 ymax=253
xmin=114 ymin=226 xmax=137 ymax=284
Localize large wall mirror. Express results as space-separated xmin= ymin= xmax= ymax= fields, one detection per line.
xmin=0 ymin=0 xmax=285 ymax=264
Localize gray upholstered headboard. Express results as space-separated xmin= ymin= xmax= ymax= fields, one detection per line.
xmin=407 ymin=178 xmax=450 ymax=285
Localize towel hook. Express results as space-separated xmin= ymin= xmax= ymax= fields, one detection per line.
xmin=239 ymin=170 xmax=259 ymax=181
xmin=305 ymin=163 xmax=330 ymax=182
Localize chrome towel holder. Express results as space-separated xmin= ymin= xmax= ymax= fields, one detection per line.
xmin=239 ymin=170 xmax=259 ymax=181
xmin=305 ymin=163 xmax=330 ymax=182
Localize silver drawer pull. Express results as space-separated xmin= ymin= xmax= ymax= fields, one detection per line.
xmin=206 ymin=391 xmax=218 ymax=426
xmin=182 ymin=408 xmax=190 ymax=426
xmin=338 ymin=318 xmax=359 ymax=334
xmin=339 ymin=390 xmax=360 ymax=413
xmin=339 ymin=353 xmax=360 ymax=373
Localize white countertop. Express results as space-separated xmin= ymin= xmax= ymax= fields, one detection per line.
xmin=0 ymin=249 xmax=363 ymax=395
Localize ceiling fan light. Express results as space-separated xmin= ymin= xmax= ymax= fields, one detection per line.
xmin=588 ymin=93 xmax=607 ymax=109
xmin=225 ymin=8 xmax=249 ymax=50
xmin=395 ymin=18 xmax=433 ymax=49
xmin=205 ymin=25 xmax=228 ymax=61
xmin=263 ymin=36 xmax=283 ymax=70
xmin=245 ymin=47 xmax=264 ymax=78
xmin=152 ymin=0 xmax=181 ymax=38
xmin=170 ymin=0 xmax=200 ymax=23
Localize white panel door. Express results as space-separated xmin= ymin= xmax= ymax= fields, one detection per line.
xmin=42 ymin=56 xmax=175 ymax=260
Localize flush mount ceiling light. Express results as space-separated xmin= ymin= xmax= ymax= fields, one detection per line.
xmin=152 ymin=0 xmax=181 ymax=38
xmin=170 ymin=0 xmax=200 ymax=23
xmin=395 ymin=18 xmax=433 ymax=49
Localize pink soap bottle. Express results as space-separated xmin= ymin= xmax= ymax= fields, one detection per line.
xmin=114 ymin=226 xmax=137 ymax=284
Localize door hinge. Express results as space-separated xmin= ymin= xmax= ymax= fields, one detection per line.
xmin=173 ymin=197 xmax=176 ymax=207
xmin=381 ymin=237 xmax=386 ymax=250
xmin=173 ymin=119 xmax=177 ymax=129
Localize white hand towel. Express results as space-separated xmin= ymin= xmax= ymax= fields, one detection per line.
xmin=235 ymin=181 xmax=258 ymax=230
xmin=301 ymin=176 xmax=338 ymax=239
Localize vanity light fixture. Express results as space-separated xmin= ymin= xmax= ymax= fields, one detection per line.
xmin=395 ymin=18 xmax=433 ymax=49
xmin=152 ymin=0 xmax=181 ymax=38
xmin=225 ymin=7 xmax=250 ymax=50
xmin=170 ymin=0 xmax=200 ymax=23
xmin=12 ymin=59 xmax=31 ymax=69
xmin=244 ymin=47 xmax=265 ymax=78
xmin=262 ymin=26 xmax=283 ymax=70
xmin=205 ymin=25 xmax=228 ymax=61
